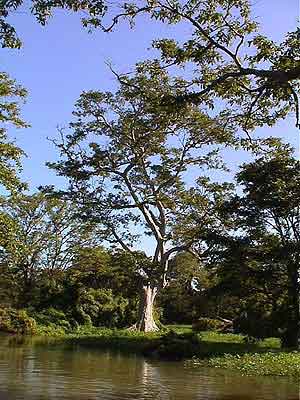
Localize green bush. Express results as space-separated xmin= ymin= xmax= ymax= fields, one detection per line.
xmin=31 ymin=308 xmax=72 ymax=332
xmin=192 ymin=317 xmax=224 ymax=332
xmin=0 ymin=308 xmax=36 ymax=334
xmin=75 ymin=288 xmax=129 ymax=327
xmin=36 ymin=324 xmax=67 ymax=336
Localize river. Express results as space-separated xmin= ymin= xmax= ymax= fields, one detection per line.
xmin=0 ymin=335 xmax=298 ymax=399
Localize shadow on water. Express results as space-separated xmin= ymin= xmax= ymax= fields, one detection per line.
xmin=0 ymin=335 xmax=298 ymax=400
xmin=0 ymin=332 xmax=279 ymax=358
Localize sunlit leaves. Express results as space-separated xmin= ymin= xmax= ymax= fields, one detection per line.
xmin=0 ymin=73 xmax=28 ymax=192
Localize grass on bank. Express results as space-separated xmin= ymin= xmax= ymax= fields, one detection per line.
xmin=188 ymin=351 xmax=300 ymax=378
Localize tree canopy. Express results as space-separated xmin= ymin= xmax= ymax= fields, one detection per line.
xmin=2 ymin=0 xmax=300 ymax=130
xmin=104 ymin=0 xmax=300 ymax=130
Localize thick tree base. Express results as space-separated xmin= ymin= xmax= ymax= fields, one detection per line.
xmin=127 ymin=322 xmax=160 ymax=333
xmin=129 ymin=284 xmax=160 ymax=332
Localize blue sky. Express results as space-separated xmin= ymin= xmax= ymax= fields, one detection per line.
xmin=2 ymin=0 xmax=300 ymax=192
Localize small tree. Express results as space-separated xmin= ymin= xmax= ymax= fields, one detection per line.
xmin=49 ymin=62 xmax=234 ymax=331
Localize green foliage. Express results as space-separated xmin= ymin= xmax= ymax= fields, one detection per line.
xmin=158 ymin=252 xmax=211 ymax=324
xmin=2 ymin=0 xmax=299 ymax=131
xmin=202 ymin=143 xmax=300 ymax=346
xmin=233 ymin=301 xmax=283 ymax=339
xmin=70 ymin=247 xmax=141 ymax=301
xmin=192 ymin=317 xmax=224 ymax=332
xmin=32 ymin=308 xmax=72 ymax=332
xmin=87 ymin=0 xmax=300 ymax=129
xmin=0 ymin=193 xmax=99 ymax=308
xmin=1 ymin=0 xmax=300 ymax=341
xmin=75 ymin=288 xmax=129 ymax=327
xmin=0 ymin=72 xmax=27 ymax=127
xmin=60 ymin=248 xmax=140 ymax=327
xmin=0 ymin=72 xmax=28 ymax=193
xmin=0 ymin=307 xmax=36 ymax=334
xmin=194 ymin=352 xmax=300 ymax=378
xmin=0 ymin=72 xmax=28 ymax=255
xmin=36 ymin=324 xmax=67 ymax=337
xmin=233 ymin=144 xmax=300 ymax=346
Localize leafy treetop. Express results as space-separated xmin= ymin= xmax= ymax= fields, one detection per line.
xmin=48 ymin=61 xmax=235 ymax=288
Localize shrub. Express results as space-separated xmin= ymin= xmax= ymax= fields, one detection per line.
xmin=0 ymin=307 xmax=36 ymax=334
xmin=75 ymin=288 xmax=129 ymax=327
xmin=36 ymin=324 xmax=67 ymax=336
xmin=192 ymin=317 xmax=224 ymax=332
xmin=31 ymin=308 xmax=72 ymax=332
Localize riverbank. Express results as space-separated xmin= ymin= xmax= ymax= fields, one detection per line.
xmin=33 ymin=324 xmax=300 ymax=379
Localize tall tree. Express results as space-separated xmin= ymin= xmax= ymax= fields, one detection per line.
xmin=48 ymin=62 xmax=234 ymax=331
xmin=227 ymin=142 xmax=300 ymax=348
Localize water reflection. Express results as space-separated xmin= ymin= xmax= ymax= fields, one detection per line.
xmin=0 ymin=335 xmax=298 ymax=400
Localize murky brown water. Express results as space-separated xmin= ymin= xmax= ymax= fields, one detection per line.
xmin=0 ymin=335 xmax=298 ymax=400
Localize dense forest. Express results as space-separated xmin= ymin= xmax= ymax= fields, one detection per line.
xmin=1 ymin=0 xmax=300 ymax=352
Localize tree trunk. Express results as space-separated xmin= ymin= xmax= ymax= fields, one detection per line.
xmin=130 ymin=284 xmax=159 ymax=332
xmin=282 ymin=267 xmax=300 ymax=349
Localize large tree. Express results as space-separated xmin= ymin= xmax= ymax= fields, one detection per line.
xmin=227 ymin=142 xmax=300 ymax=348
xmin=49 ymin=62 xmax=234 ymax=331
